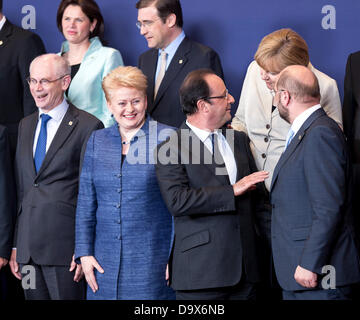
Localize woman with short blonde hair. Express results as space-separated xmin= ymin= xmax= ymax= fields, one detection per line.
xmin=102 ymin=66 xmax=147 ymax=101
xmin=75 ymin=66 xmax=175 ymax=300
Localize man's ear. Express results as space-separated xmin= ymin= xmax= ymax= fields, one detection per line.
xmin=281 ymin=90 xmax=291 ymax=107
xmin=62 ymin=75 xmax=72 ymax=91
xmin=197 ymin=99 xmax=208 ymax=113
xmin=166 ymin=13 xmax=177 ymax=28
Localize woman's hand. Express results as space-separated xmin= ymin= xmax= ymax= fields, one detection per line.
xmin=80 ymin=256 xmax=104 ymax=293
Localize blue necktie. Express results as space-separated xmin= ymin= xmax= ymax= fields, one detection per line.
xmin=285 ymin=129 xmax=295 ymax=150
xmin=34 ymin=114 xmax=52 ymax=172
xmin=210 ymin=133 xmax=215 ymax=155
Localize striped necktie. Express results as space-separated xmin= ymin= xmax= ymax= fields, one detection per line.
xmin=154 ymin=50 xmax=167 ymax=98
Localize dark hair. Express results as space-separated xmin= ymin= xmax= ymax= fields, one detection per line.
xmin=0 ymin=0 xmax=3 ymax=12
xmin=180 ymin=69 xmax=216 ymax=116
xmin=57 ymin=0 xmax=104 ymax=39
xmin=136 ymin=0 xmax=183 ymax=28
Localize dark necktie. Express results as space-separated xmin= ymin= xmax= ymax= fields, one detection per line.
xmin=210 ymin=132 xmax=224 ymax=164
xmin=34 ymin=114 xmax=52 ymax=173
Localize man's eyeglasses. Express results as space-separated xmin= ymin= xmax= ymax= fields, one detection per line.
xmin=136 ymin=18 xmax=160 ymax=29
xmin=200 ymin=89 xmax=229 ymax=102
xmin=26 ymin=74 xmax=70 ymax=87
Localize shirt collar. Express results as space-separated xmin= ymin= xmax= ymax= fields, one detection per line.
xmin=38 ymin=99 xmax=69 ymax=123
xmin=291 ymin=104 xmax=322 ymax=136
xmin=0 ymin=16 xmax=6 ymax=31
xmin=186 ymin=120 xmax=218 ymax=143
xmin=159 ymin=30 xmax=185 ymax=57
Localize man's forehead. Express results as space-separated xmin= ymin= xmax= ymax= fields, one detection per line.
xmin=205 ymin=74 xmax=225 ymax=93
xmin=138 ymin=5 xmax=158 ymax=19
xmin=30 ymin=61 xmax=56 ymax=77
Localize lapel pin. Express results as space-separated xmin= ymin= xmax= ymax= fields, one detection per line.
xmin=298 ymin=135 xmax=302 ymax=140
xmin=0 ymin=40 xmax=3 ymax=46
xmin=179 ymin=59 xmax=183 ymax=64
xmin=68 ymin=121 xmax=73 ymax=126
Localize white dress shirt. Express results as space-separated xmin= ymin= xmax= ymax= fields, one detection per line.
xmin=0 ymin=16 xmax=6 ymax=31
xmin=33 ymin=99 xmax=69 ymax=156
xmin=288 ymin=104 xmax=322 ymax=141
xmin=186 ymin=121 xmax=238 ymax=184
xmin=155 ymin=31 xmax=186 ymax=80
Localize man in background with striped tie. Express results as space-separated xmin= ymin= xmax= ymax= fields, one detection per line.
xmin=136 ymin=0 xmax=224 ymax=128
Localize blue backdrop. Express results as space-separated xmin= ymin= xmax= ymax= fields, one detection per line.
xmin=4 ymin=0 xmax=359 ymax=112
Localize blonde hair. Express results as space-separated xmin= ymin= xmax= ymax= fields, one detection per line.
xmin=102 ymin=66 xmax=148 ymax=101
xmin=254 ymin=28 xmax=309 ymax=73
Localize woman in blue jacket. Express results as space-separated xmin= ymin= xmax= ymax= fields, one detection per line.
xmin=57 ymin=0 xmax=123 ymax=127
xmin=75 ymin=66 xmax=175 ymax=300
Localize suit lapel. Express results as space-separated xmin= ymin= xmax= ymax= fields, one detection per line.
xmin=143 ymin=50 xmax=158 ymax=113
xmin=151 ymin=38 xmax=191 ymax=112
xmin=270 ymin=108 xmax=326 ymax=191
xmin=25 ymin=112 xmax=39 ymax=177
xmin=182 ymin=123 xmax=229 ymax=185
xmin=0 ymin=20 xmax=13 ymax=49
xmin=35 ymin=104 xmax=79 ymax=178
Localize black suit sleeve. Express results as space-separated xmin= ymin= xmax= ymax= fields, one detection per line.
xmin=0 ymin=127 xmax=16 ymax=259
xmin=343 ymin=53 xmax=356 ymax=144
xmin=12 ymin=120 xmax=24 ymax=248
xmin=18 ymin=33 xmax=46 ymax=117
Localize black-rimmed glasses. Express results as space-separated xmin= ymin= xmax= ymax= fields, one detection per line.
xmin=200 ymin=89 xmax=229 ymax=102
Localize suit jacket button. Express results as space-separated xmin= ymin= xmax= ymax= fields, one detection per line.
xmin=262 ymin=153 xmax=266 ymax=159
xmin=266 ymin=124 xmax=270 ymax=129
xmin=264 ymin=137 xmax=269 ymax=143
xmin=33 ymin=183 xmax=39 ymax=187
